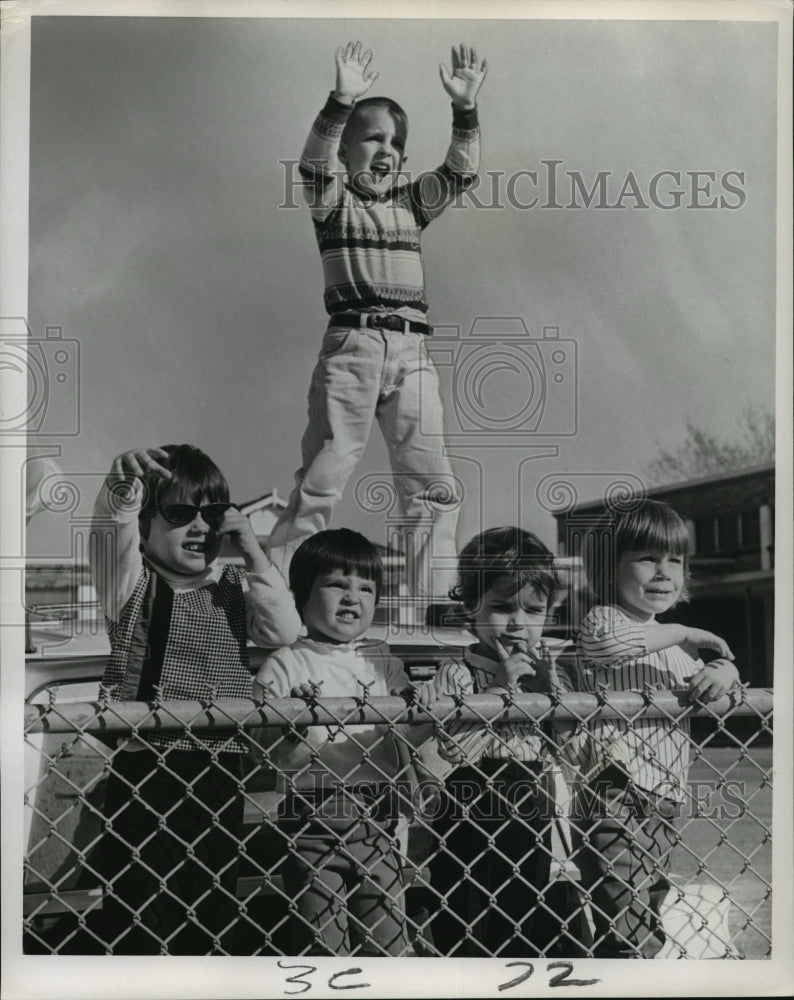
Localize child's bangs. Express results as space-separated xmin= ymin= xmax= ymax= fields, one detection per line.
xmin=161 ymin=445 xmax=229 ymax=505
xmin=289 ymin=529 xmax=384 ymax=611
xmin=332 ymin=547 xmax=383 ymax=596
xmin=617 ymin=502 xmax=690 ymax=556
xmin=310 ymin=537 xmax=381 ymax=589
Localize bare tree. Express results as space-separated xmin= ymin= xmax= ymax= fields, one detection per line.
xmin=644 ymin=405 xmax=775 ymax=485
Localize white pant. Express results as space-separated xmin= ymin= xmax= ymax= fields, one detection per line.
xmin=267 ymin=325 xmax=461 ymax=598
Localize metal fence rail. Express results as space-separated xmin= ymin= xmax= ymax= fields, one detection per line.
xmin=24 ymin=689 xmax=773 ymax=959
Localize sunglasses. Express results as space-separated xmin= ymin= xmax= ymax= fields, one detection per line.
xmin=156 ymin=502 xmax=234 ymax=529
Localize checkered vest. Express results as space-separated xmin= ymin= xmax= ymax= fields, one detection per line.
xmin=103 ymin=562 xmax=253 ymax=752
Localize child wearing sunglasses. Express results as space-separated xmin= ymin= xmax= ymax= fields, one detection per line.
xmin=90 ymin=444 xmax=301 ymax=954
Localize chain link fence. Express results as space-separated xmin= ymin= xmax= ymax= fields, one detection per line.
xmin=24 ymin=681 xmax=772 ymax=958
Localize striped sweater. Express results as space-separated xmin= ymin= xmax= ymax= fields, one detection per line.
xmin=431 ymin=641 xmax=574 ymax=765
xmin=299 ymin=93 xmax=480 ymax=320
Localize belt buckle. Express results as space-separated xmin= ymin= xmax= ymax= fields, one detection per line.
xmin=368 ymin=313 xmax=412 ymax=334
xmin=387 ymin=314 xmax=410 ymax=334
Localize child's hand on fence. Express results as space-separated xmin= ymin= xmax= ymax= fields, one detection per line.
xmin=492 ymin=637 xmax=536 ymax=694
xmin=397 ymin=681 xmax=437 ymax=711
xmin=687 ymin=658 xmax=741 ymax=703
xmin=281 ymin=682 xmax=320 ymax=743
xmin=681 ymin=627 xmax=734 ymax=662
xmin=439 ymin=43 xmax=487 ymax=109
xmin=289 ymin=682 xmax=321 ymax=701
xmin=334 ymin=41 xmax=379 ymax=104
xmin=109 ymin=447 xmax=172 ymax=483
xmin=216 ymin=505 xmax=271 ymax=573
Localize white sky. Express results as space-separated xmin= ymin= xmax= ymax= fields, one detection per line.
xmin=18 ymin=12 xmax=778 ymax=561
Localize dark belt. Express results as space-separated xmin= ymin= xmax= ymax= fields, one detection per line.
xmin=329 ymin=312 xmax=432 ymax=335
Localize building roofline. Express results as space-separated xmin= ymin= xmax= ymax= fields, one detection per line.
xmin=239 ymin=489 xmax=286 ymax=512
xmin=551 ymin=462 xmax=775 ymax=517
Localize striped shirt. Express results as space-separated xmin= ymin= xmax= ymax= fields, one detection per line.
xmin=299 ymin=93 xmax=480 ymax=320
xmin=576 ymin=605 xmax=698 ymax=798
xmin=431 ymin=641 xmax=574 ymax=766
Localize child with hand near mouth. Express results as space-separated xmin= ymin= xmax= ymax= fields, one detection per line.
xmin=253 ymin=528 xmax=435 ymax=956
xmin=425 ymin=526 xmax=572 ymax=956
xmin=91 ymin=444 xmax=301 ymax=954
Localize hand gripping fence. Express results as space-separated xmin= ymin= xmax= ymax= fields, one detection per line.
xmin=24 ymin=685 xmax=772 ymax=958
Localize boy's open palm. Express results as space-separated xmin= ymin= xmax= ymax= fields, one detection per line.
xmin=439 ymin=43 xmax=487 ymax=109
xmin=335 ymin=41 xmax=379 ymax=102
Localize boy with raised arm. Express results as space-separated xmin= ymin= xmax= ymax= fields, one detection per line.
xmin=267 ymin=41 xmax=487 ymax=602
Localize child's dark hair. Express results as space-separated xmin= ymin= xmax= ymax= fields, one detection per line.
xmin=138 ymin=444 xmax=229 ymax=539
xmin=581 ymin=498 xmax=691 ymax=605
xmin=341 ymin=97 xmax=409 ymax=151
xmin=289 ymin=528 xmax=383 ymax=614
xmin=450 ymin=526 xmax=559 ymax=613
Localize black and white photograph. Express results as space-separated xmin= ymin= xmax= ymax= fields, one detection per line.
xmin=1 ymin=1 xmax=791 ymax=997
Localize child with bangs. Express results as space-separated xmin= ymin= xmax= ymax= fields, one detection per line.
xmin=574 ymin=499 xmax=740 ymax=958
xmin=90 ymin=445 xmax=301 ymax=954
xmin=253 ymin=528 xmax=435 ymax=957
xmin=425 ymin=526 xmax=575 ymax=957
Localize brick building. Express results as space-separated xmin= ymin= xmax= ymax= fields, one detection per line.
xmin=552 ymin=464 xmax=774 ymax=686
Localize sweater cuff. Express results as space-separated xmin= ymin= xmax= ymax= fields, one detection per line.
xmin=322 ymin=91 xmax=356 ymax=123
xmin=452 ymin=104 xmax=479 ymax=130
xmin=93 ymin=477 xmax=144 ymax=523
xmin=246 ymin=564 xmax=293 ymax=603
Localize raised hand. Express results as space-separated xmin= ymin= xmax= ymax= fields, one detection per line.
xmin=439 ymin=43 xmax=487 ymax=109
xmin=109 ymin=448 xmax=172 ymax=482
xmin=334 ymin=41 xmax=379 ymax=103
